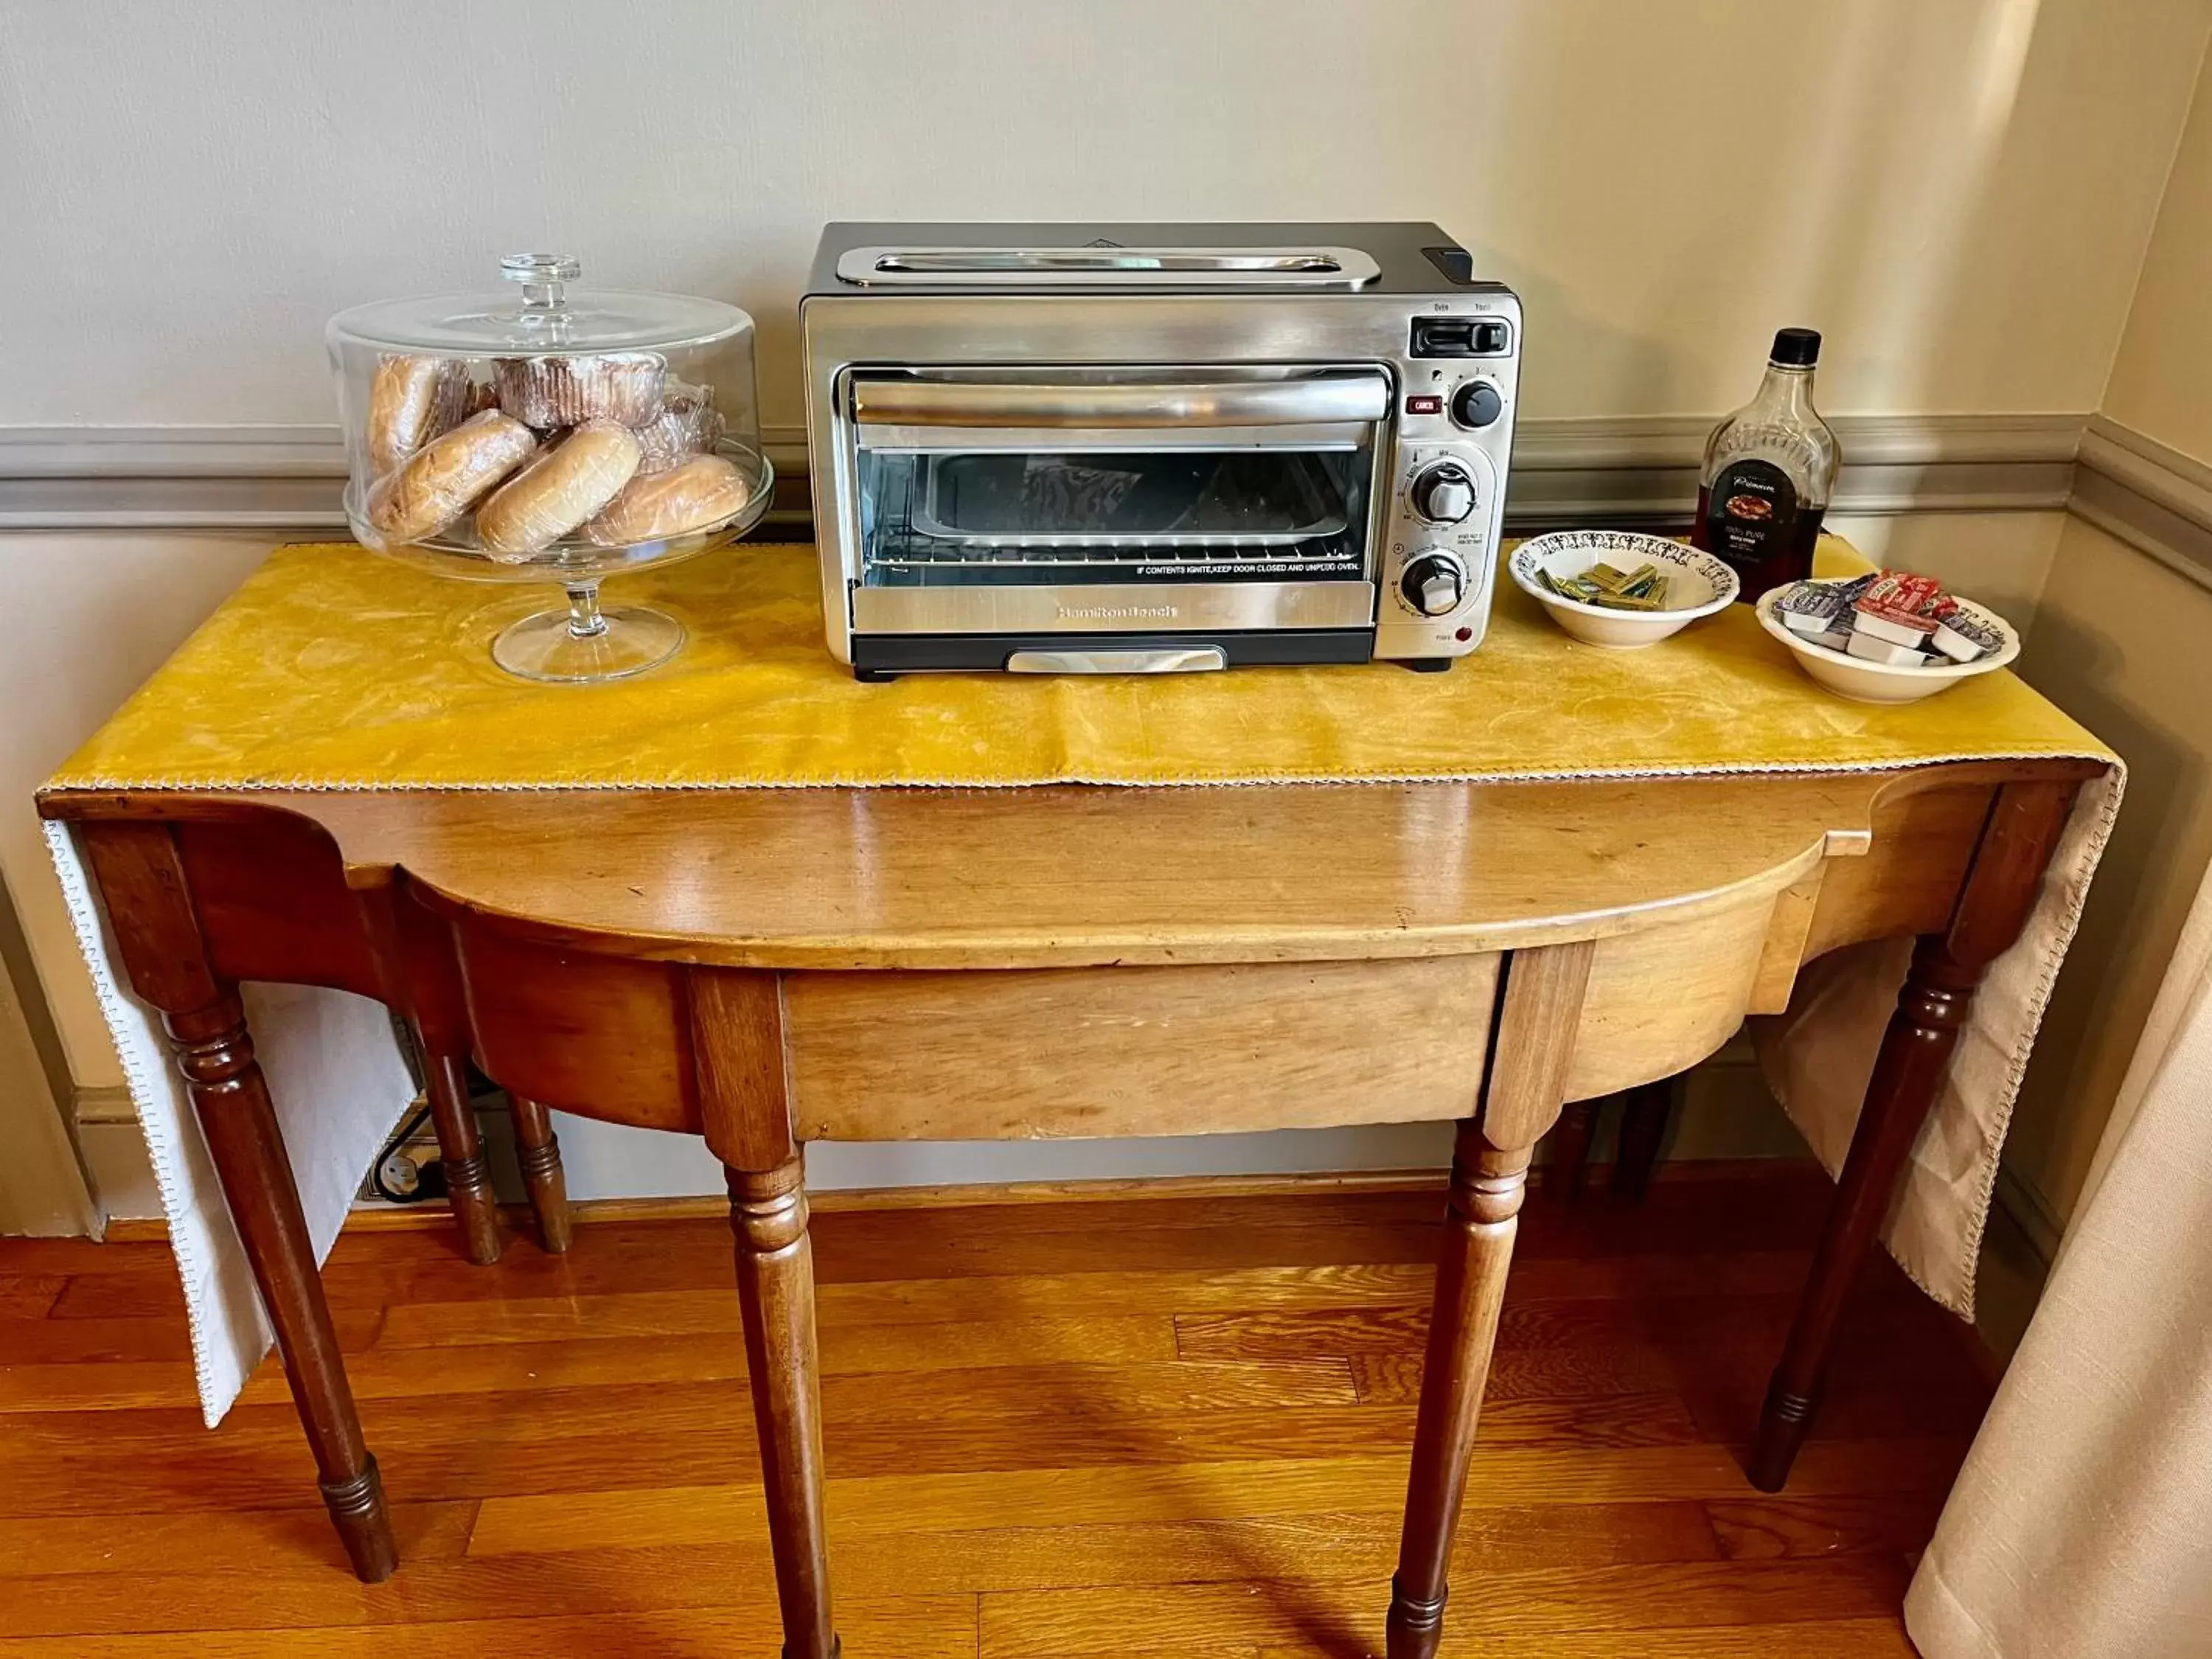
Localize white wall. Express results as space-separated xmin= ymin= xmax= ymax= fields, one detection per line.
xmin=0 ymin=535 xmax=281 ymax=1095
xmin=2002 ymin=39 xmax=2212 ymax=1236
xmin=2103 ymin=41 xmax=2212 ymax=461
xmin=0 ymin=872 xmax=97 ymax=1235
xmin=2008 ymin=516 xmax=2212 ymax=1230
xmin=3 ymin=0 xmax=2208 ymax=432
xmin=4 ymin=0 xmax=2208 ymax=1216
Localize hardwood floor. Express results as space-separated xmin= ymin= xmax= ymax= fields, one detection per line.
xmin=0 ymin=1162 xmax=1984 ymax=1656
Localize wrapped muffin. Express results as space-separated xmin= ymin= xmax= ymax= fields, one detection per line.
xmin=632 ymin=379 xmax=725 ymax=473
xmin=496 ymin=352 xmax=667 ymax=427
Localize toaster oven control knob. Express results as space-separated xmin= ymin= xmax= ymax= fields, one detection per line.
xmin=1411 ymin=462 xmax=1476 ymax=525
xmin=1451 ymin=380 xmax=1505 ymax=429
xmin=1401 ymin=552 xmax=1467 ymax=616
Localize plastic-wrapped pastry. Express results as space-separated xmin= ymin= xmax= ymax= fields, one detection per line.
xmin=632 ymin=380 xmax=724 ymax=473
xmin=496 ymin=352 xmax=665 ymax=427
xmin=474 ymin=421 xmax=643 ymax=559
xmin=365 ymin=410 xmax=537 ymax=545
xmin=584 ymin=452 xmax=752 ymax=545
xmin=366 ymin=355 xmax=487 ymax=473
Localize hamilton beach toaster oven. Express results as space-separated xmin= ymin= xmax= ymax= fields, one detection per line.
xmin=801 ymin=222 xmax=1520 ymax=678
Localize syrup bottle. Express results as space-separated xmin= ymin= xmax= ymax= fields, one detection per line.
xmin=1691 ymin=328 xmax=1839 ymax=601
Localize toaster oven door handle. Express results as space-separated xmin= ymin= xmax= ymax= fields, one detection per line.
xmin=1005 ymin=647 xmax=1229 ymax=675
xmin=849 ymin=373 xmax=1391 ymax=431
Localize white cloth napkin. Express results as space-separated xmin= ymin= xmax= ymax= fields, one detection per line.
xmin=45 ymin=820 xmax=414 ymax=1426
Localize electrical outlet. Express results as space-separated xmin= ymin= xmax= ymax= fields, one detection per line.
xmin=354 ymin=1095 xmax=445 ymax=1206
xmin=353 ymin=1092 xmax=529 ymax=1207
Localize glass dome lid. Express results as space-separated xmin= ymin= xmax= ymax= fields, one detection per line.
xmin=327 ymin=254 xmax=751 ymax=355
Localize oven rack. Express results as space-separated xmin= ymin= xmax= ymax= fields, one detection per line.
xmin=866 ymin=536 xmax=1366 ymax=570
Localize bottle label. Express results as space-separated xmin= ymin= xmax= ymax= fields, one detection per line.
xmin=1702 ymin=459 xmax=1801 ymax=575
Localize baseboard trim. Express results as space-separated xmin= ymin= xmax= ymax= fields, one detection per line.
xmin=73 ymin=1082 xmax=139 ymax=1124
xmin=1991 ymin=1162 xmax=2067 ymax=1267
xmin=0 ymin=413 xmax=2087 ymax=532
xmin=1975 ymin=1165 xmax=2064 ymax=1370
xmin=94 ymin=1154 xmax=1824 ymax=1242
xmin=100 ymin=1169 xmax=1448 ymax=1239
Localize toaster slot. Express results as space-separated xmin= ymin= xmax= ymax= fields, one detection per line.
xmin=835 ymin=246 xmax=1382 ymax=288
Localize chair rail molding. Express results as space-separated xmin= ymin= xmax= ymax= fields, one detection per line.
xmin=0 ymin=413 xmax=2090 ymax=533
xmin=2072 ymin=415 xmax=2212 ymax=596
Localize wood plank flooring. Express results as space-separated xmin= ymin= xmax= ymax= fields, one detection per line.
xmin=0 ymin=1162 xmax=1984 ymax=1656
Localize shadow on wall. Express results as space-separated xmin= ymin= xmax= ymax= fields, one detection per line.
xmin=1458 ymin=0 xmax=2048 ymax=420
xmin=2008 ymin=536 xmax=2212 ymax=1229
xmin=0 ymin=859 xmax=98 ymax=1235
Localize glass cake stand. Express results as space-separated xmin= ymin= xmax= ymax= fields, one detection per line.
xmin=329 ymin=254 xmax=772 ymax=683
xmin=338 ymin=441 xmax=773 ymax=681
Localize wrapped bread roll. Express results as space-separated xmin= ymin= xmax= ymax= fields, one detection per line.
xmin=496 ymin=352 xmax=665 ymax=427
xmin=585 ymin=453 xmax=752 ymax=546
xmin=366 ymin=355 xmax=487 ymax=473
xmin=632 ymin=380 xmax=724 ymax=474
xmin=366 ymin=410 xmax=536 ymax=546
xmin=475 ymin=421 xmax=643 ymax=559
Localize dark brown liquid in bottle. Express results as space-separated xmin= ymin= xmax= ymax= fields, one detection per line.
xmin=1693 ymin=484 xmax=1823 ymax=602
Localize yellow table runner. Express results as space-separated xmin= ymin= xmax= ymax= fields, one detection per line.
xmin=46 ymin=535 xmax=2121 ymax=1346
xmin=52 ymin=538 xmax=2108 ymax=791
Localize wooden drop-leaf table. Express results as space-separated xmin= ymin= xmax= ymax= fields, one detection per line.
xmin=40 ymin=759 xmax=2090 ymax=1658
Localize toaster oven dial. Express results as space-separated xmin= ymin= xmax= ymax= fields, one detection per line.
xmin=1410 ymin=462 xmax=1477 ymax=525
xmin=1451 ymin=380 xmax=1505 ymax=429
xmin=1401 ymin=552 xmax=1467 ymax=617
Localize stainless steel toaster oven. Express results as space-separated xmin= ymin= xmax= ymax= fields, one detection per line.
xmin=801 ymin=222 xmax=1520 ymax=678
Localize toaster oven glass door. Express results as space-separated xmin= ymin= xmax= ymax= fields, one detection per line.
xmin=843 ymin=369 xmax=1388 ymax=634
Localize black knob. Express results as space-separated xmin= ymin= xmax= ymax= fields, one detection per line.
xmin=1400 ymin=552 xmax=1467 ymax=617
xmin=1451 ymin=380 xmax=1504 ymax=429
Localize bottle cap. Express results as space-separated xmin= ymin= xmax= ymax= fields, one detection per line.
xmin=1770 ymin=327 xmax=1822 ymax=367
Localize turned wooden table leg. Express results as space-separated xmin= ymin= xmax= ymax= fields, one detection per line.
xmin=84 ymin=821 xmax=397 ymax=1583
xmin=1388 ymin=939 xmax=1593 ymax=1659
xmin=362 ymin=880 xmax=504 ymax=1266
xmin=1388 ymin=1124 xmax=1533 ymax=1657
xmin=1610 ymin=1077 xmax=1673 ymax=1200
xmin=1748 ymin=779 xmax=2080 ymax=1490
xmin=729 ymin=1157 xmax=838 ymax=1659
xmin=423 ymin=1051 xmax=501 ymax=1265
xmin=1546 ymin=1096 xmax=1599 ymax=1201
xmin=689 ymin=967 xmax=838 ymax=1659
xmin=172 ymin=996 xmax=400 ymax=1581
xmin=509 ymin=1095 xmax=573 ymax=1254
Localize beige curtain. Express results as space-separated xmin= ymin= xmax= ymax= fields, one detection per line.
xmin=1905 ymin=856 xmax=2212 ymax=1658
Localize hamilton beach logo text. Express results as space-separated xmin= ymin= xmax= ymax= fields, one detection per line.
xmin=1057 ymin=603 xmax=1178 ymax=620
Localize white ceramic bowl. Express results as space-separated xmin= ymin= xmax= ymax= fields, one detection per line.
xmin=1509 ymin=532 xmax=1739 ymax=648
xmin=1755 ymin=580 xmax=2020 ymax=705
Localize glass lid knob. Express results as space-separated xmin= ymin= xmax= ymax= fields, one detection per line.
xmin=501 ymin=252 xmax=582 ymax=320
